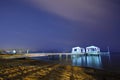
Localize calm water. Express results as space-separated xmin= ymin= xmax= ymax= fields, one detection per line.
xmin=31 ymin=53 xmax=120 ymax=72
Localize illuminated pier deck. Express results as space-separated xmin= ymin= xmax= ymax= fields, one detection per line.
xmin=25 ymin=53 xmax=84 ymax=57
xmin=25 ymin=52 xmax=110 ymax=57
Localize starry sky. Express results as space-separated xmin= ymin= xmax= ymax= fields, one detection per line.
xmin=0 ymin=0 xmax=120 ymax=52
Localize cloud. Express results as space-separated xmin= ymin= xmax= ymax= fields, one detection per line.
xmin=23 ymin=0 xmax=114 ymax=23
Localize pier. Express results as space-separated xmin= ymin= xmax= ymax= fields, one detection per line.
xmin=2 ymin=52 xmax=109 ymax=60
xmin=24 ymin=52 xmax=110 ymax=60
xmin=25 ymin=53 xmax=83 ymax=60
xmin=25 ymin=52 xmax=110 ymax=57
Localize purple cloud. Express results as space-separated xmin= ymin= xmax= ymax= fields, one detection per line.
xmin=23 ymin=0 xmax=117 ymax=24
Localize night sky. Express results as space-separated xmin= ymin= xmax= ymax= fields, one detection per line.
xmin=0 ymin=0 xmax=120 ymax=52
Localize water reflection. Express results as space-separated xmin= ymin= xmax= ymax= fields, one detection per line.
xmin=72 ymin=55 xmax=102 ymax=69
xmin=31 ymin=53 xmax=111 ymax=70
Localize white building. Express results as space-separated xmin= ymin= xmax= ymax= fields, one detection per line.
xmin=72 ymin=47 xmax=85 ymax=54
xmin=86 ymin=46 xmax=100 ymax=54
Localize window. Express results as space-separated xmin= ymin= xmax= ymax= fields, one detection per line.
xmin=74 ymin=49 xmax=77 ymax=51
xmin=91 ymin=48 xmax=96 ymax=52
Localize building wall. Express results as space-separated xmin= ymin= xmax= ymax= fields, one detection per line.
xmin=72 ymin=47 xmax=85 ymax=54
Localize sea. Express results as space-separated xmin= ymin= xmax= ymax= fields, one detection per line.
xmin=31 ymin=52 xmax=120 ymax=72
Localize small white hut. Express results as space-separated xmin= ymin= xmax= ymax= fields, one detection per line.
xmin=86 ymin=46 xmax=100 ymax=54
xmin=72 ymin=47 xmax=85 ymax=54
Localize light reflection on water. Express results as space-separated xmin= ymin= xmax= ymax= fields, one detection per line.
xmin=31 ymin=53 xmax=120 ymax=71
xmin=72 ymin=55 xmax=102 ymax=69
xmin=31 ymin=54 xmax=112 ymax=70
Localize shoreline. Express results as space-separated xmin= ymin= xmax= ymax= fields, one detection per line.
xmin=0 ymin=54 xmax=119 ymax=72
xmin=0 ymin=57 xmax=120 ymax=80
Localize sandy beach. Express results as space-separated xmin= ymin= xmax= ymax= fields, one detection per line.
xmin=0 ymin=54 xmax=120 ymax=80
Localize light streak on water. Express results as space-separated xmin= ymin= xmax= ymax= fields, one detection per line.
xmin=72 ymin=55 xmax=102 ymax=69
